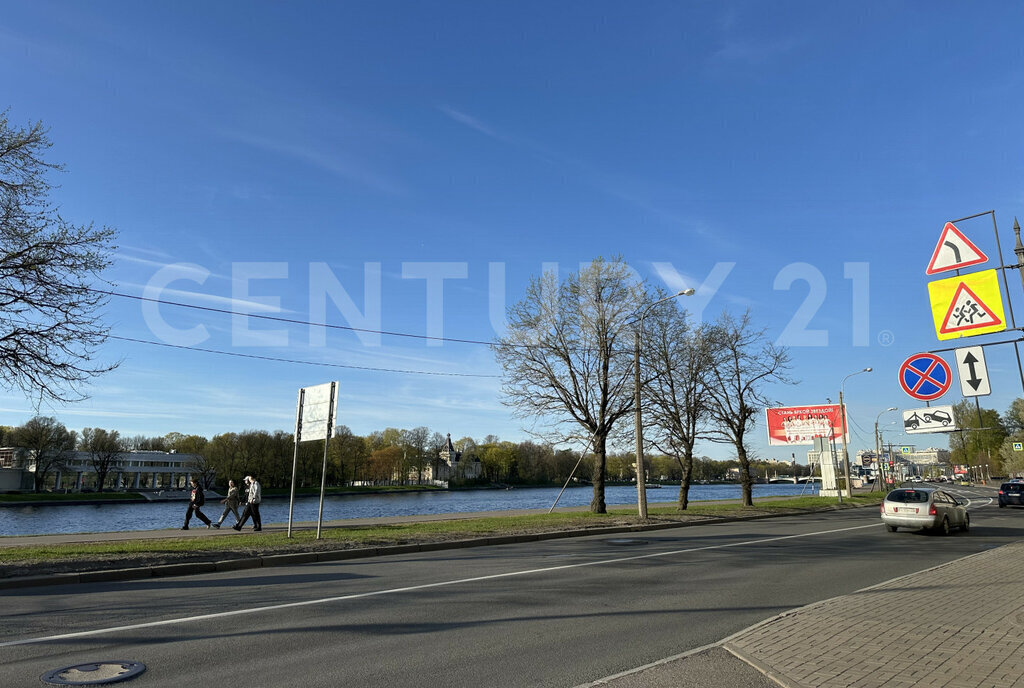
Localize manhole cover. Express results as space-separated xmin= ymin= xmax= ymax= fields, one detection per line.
xmin=41 ymin=661 xmax=146 ymax=685
xmin=607 ymin=538 xmax=647 ymax=546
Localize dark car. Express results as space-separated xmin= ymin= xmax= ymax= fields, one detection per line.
xmin=998 ymin=482 xmax=1024 ymax=507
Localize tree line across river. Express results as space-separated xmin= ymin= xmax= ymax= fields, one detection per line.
xmin=0 ymin=419 xmax=814 ymax=497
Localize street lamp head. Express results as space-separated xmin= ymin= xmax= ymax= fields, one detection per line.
xmin=678 ymin=288 xmax=696 ymax=296
xmin=887 ymin=406 xmax=898 ymax=411
xmin=864 ymin=367 xmax=873 ymax=372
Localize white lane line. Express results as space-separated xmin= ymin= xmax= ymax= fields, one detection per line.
xmin=0 ymin=522 xmax=880 ymax=648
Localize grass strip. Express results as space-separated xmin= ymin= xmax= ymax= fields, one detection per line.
xmin=0 ymin=494 xmax=882 ymax=565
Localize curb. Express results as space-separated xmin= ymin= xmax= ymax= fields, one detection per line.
xmin=0 ymin=504 xmax=876 ymax=591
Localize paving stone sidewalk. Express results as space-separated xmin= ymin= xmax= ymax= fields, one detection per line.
xmin=724 ymin=541 xmax=1024 ymax=688
xmin=585 ymin=541 xmax=1024 ymax=688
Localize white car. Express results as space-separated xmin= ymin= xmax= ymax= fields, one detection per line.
xmin=880 ymin=488 xmax=969 ymax=535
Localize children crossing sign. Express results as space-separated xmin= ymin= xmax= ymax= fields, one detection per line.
xmin=927 ymin=269 xmax=1006 ymax=341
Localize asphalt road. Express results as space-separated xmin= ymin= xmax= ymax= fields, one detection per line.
xmin=2 ymin=486 xmax=1018 ymax=688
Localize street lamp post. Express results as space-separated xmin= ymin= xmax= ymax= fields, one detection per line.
xmin=875 ymin=407 xmax=898 ymax=492
xmin=840 ymin=367 xmax=872 ymax=498
xmin=634 ymin=289 xmax=695 ymax=519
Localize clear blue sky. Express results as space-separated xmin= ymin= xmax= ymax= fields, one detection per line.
xmin=4 ymin=1 xmax=1024 ymax=462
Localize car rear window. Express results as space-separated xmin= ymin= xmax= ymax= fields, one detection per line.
xmin=887 ymin=490 xmax=929 ymax=503
xmin=1002 ymin=483 xmax=1023 ymax=492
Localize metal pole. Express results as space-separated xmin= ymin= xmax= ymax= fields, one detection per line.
xmin=830 ymin=428 xmax=842 ymax=504
xmin=549 ymin=434 xmax=595 ymax=513
xmin=316 ymin=381 xmax=338 ymax=540
xmin=287 ymin=388 xmax=305 ymax=538
xmin=634 ymin=327 xmax=648 ymax=519
xmin=839 ymin=390 xmax=852 ymax=498
xmin=874 ymin=420 xmax=881 ymax=493
xmin=631 ymin=289 xmax=693 ymax=520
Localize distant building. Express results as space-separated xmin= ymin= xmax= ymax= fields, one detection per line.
xmin=424 ymin=434 xmax=482 ymax=483
xmin=0 ymin=447 xmax=209 ymax=492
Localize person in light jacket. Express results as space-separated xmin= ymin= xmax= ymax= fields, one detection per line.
xmin=212 ymin=479 xmax=241 ymax=528
xmin=232 ymin=475 xmax=262 ymax=532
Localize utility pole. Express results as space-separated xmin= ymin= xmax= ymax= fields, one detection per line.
xmin=840 ymin=368 xmax=872 ymax=498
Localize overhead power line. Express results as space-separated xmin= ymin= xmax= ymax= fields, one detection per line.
xmin=108 ymin=335 xmax=500 ymax=378
xmin=94 ymin=288 xmax=497 ymax=346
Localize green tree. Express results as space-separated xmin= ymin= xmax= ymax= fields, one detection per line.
xmin=78 ymin=427 xmax=124 ymax=491
xmin=16 ymin=415 xmax=76 ymax=492
xmin=949 ymin=400 xmax=1006 ymax=473
xmin=480 ymin=441 xmax=518 ymax=482
xmin=0 ymin=113 xmax=118 ymax=402
xmin=493 ymin=258 xmax=646 ymax=513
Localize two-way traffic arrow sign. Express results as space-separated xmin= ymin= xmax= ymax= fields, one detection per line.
xmin=954 ymin=346 xmax=991 ymax=397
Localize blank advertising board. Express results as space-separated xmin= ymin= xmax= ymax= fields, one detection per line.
xmin=296 ymin=381 xmax=338 ymax=442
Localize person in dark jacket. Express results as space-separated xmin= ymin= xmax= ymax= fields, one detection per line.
xmin=182 ymin=478 xmax=213 ymax=529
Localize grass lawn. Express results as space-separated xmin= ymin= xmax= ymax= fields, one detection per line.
xmin=0 ymin=493 xmax=884 ymax=568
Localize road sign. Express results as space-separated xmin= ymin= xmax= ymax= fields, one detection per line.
xmin=926 ymin=222 xmax=988 ymax=275
xmin=954 ymin=346 xmax=991 ymax=397
xmin=901 ymin=446 xmax=912 ymax=455
xmin=927 ymin=269 xmax=1006 ymax=340
xmin=898 ymin=352 xmax=952 ymax=401
xmin=902 ymin=405 xmax=957 ymax=434
xmin=1014 ymin=442 xmax=1023 ymax=452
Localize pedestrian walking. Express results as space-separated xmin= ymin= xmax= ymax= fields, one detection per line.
xmin=182 ymin=478 xmax=212 ymax=529
xmin=212 ymin=479 xmax=241 ymax=528
xmin=232 ymin=475 xmax=262 ymax=531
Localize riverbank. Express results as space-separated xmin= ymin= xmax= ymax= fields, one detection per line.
xmin=0 ymin=493 xmax=884 ymax=583
xmin=0 ymin=483 xmax=448 ymax=506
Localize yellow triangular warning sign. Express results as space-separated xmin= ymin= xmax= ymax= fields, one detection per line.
xmin=938 ymin=282 xmax=1003 ymax=335
xmin=926 ymin=222 xmax=988 ymax=275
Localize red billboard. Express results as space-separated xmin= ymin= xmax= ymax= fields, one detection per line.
xmin=765 ymin=404 xmax=848 ymax=446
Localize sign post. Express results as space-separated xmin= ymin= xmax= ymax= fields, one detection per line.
xmin=289 ymin=381 xmax=339 ymax=538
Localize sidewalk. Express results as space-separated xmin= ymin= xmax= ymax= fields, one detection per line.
xmin=586 ymin=540 xmax=1024 ymax=688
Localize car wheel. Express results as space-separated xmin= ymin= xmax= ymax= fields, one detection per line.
xmin=938 ymin=517 xmax=950 ymax=536
xmin=999 ymin=502 xmax=1006 ymax=508
xmin=886 ymin=525 xmax=898 ymax=532
xmin=962 ymin=513 xmax=970 ymax=532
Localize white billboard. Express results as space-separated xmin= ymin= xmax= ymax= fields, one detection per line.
xmin=296 ymin=381 xmax=338 ymax=442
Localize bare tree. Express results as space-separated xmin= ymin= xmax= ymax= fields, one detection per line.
xmin=493 ymin=258 xmax=645 ymax=513
xmin=705 ymin=311 xmax=791 ymax=506
xmin=643 ymin=304 xmax=716 ymax=509
xmin=16 ymin=415 xmax=76 ymax=492
xmin=79 ymin=427 xmax=125 ymax=492
xmin=0 ymin=113 xmax=118 ymax=402
xmin=403 ymin=426 xmax=431 ymax=483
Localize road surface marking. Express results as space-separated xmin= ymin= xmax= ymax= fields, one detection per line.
xmin=0 ymin=522 xmax=880 ymax=648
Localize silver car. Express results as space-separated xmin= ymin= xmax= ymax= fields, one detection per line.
xmin=880 ymin=488 xmax=969 ymax=535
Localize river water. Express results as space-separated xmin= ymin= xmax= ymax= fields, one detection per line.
xmin=0 ymin=483 xmax=819 ymax=537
